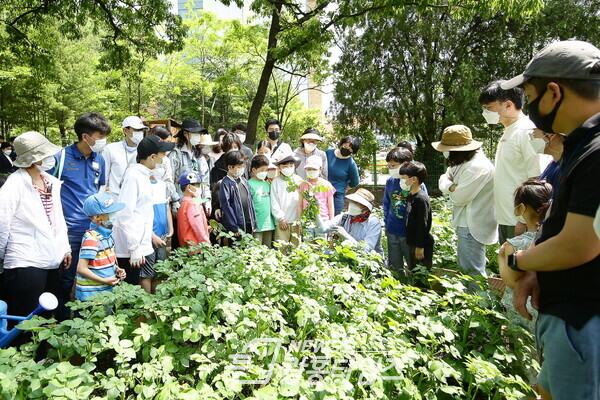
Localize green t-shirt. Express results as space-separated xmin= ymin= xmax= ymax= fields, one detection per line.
xmin=248 ymin=178 xmax=275 ymax=232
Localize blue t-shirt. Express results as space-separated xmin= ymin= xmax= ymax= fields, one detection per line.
xmin=151 ymin=180 xmax=169 ymax=237
xmin=325 ymin=149 xmax=359 ymax=196
xmin=49 ymin=144 xmax=106 ymax=233
xmin=383 ymin=177 xmax=407 ymax=236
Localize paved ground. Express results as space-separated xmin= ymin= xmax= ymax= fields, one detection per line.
xmin=360 ymin=169 xmax=390 ymax=186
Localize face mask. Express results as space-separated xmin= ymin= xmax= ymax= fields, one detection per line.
xmin=231 ymin=167 xmax=244 ymax=179
xmin=255 ymin=171 xmax=268 ymax=180
xmin=200 ymin=146 xmax=212 ymax=155
xmin=280 ymin=167 xmax=294 ymax=177
xmin=304 ymin=142 xmax=317 ymax=152
xmin=40 ymin=156 xmax=56 ymax=171
xmin=237 ymin=133 xmax=246 ymax=144
xmin=189 ymin=185 xmax=199 ymax=197
xmin=130 ymin=130 xmax=144 ymax=145
xmin=481 ymin=108 xmax=500 ymax=125
xmin=189 ymin=134 xmax=201 ymax=146
xmin=103 ymin=213 xmax=117 ymax=230
xmin=267 ymin=170 xmax=278 ymax=179
xmin=88 ymin=136 xmax=107 ymax=153
xmin=3 ymin=149 xmax=11 ymax=156
xmin=389 ymin=166 xmax=401 ymax=179
xmin=348 ymin=203 xmax=364 ymax=216
xmin=443 ymin=151 xmax=450 ymax=159
xmin=306 ymin=169 xmax=319 ymax=179
xmin=400 ymin=178 xmax=412 ymax=191
xmin=340 ymin=147 xmax=352 ymax=157
xmin=530 ymin=137 xmax=547 ymax=154
xmin=151 ymin=163 xmax=165 ymax=179
xmin=514 ymin=204 xmax=527 ymax=224
xmin=268 ymin=130 xmax=280 ymax=140
xmin=527 ymin=87 xmax=563 ymax=134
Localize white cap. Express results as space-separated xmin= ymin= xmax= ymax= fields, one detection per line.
xmin=122 ymin=116 xmax=148 ymax=130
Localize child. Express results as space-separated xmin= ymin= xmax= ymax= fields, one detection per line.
xmin=148 ymin=166 xmax=173 ymax=293
xmin=219 ymin=150 xmax=257 ymax=238
xmin=177 ymin=171 xmax=211 ymax=247
xmin=113 ymin=134 xmax=175 ymax=291
xmin=256 ymin=140 xmax=272 ymax=156
xmin=75 ymin=193 xmax=126 ymax=301
xmin=399 ymin=161 xmax=434 ymax=275
xmin=248 ymin=155 xmax=275 ymax=247
xmin=298 ymin=155 xmax=335 ymax=240
xmin=383 ymin=147 xmax=414 ymax=277
xmin=271 ymin=153 xmax=302 ymax=246
xmin=266 ymin=159 xmax=278 ymax=183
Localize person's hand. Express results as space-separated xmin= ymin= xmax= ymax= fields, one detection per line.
xmin=204 ymin=202 xmax=212 ymax=217
xmin=62 ymin=253 xmax=72 ymax=270
xmin=130 ymin=248 xmax=144 ymax=268
xmin=331 ymin=226 xmax=352 ymax=241
xmin=513 ymin=271 xmax=540 ymax=321
xmin=104 ymin=276 xmax=120 ymax=286
xmin=215 ymin=209 xmax=222 ymax=221
xmin=415 ymin=247 xmax=425 ymax=260
xmin=279 ymin=220 xmax=289 ymax=230
xmin=116 ymin=267 xmax=126 ymax=281
xmin=152 ymin=235 xmax=166 ymax=247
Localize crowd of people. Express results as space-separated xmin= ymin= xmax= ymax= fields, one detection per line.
xmin=0 ymin=40 xmax=598 ymax=400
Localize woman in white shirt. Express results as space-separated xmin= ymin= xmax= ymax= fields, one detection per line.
xmin=0 ymin=131 xmax=71 ymax=324
xmin=432 ymin=125 xmax=497 ymax=278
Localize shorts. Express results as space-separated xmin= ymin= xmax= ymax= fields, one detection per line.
xmin=139 ymin=252 xmax=157 ymax=279
xmin=536 ymin=313 xmax=600 ymax=399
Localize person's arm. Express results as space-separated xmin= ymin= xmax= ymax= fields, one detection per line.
xmin=382 ymin=181 xmax=391 ymax=218
xmin=327 ymin=190 xmax=334 ymax=220
xmin=411 ymin=195 xmax=430 ymax=249
xmin=52 ymin=182 xmax=72 ymax=266
xmin=218 ymin=179 xmax=238 ymax=233
xmin=270 ymin=179 xmax=286 ymax=223
xmin=168 ymin=149 xmax=180 ymax=183
xmin=0 ymin=182 xmax=17 ymax=259
xmin=187 ymin=203 xmax=209 ymax=242
xmin=166 ymin=204 xmax=174 ymax=238
xmin=100 ymin=146 xmax=112 ymax=192
xmin=77 ymin=257 xmax=119 ymax=286
xmin=515 ymin=212 xmax=600 ymax=271
xmin=115 ymin=174 xmax=143 ymax=260
xmin=438 ymin=168 xmax=454 ymax=195
xmin=448 ymin=165 xmax=490 ymax=206
xmin=348 ymin=159 xmax=360 ymax=188
xmin=359 ymin=217 xmax=382 ymax=252
xmin=498 ymin=242 xmax=522 ymax=288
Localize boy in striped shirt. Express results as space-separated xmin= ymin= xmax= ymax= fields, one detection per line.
xmin=75 ymin=192 xmax=126 ymax=300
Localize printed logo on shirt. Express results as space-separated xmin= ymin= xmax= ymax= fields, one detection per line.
xmin=391 ymin=189 xmax=407 ymax=219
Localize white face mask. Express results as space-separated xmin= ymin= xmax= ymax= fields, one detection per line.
xmin=89 ymin=137 xmax=107 ymax=153
xmin=3 ymin=149 xmax=12 ymax=156
xmin=255 ymin=171 xmax=268 ymax=180
xmin=304 ymin=142 xmax=317 ymax=152
xmin=40 ymin=156 xmax=56 ymax=171
xmin=389 ymin=166 xmax=401 ymax=179
xmin=267 ymin=170 xmax=278 ymax=179
xmin=189 ymin=134 xmax=201 ymax=146
xmin=130 ymin=130 xmax=144 ymax=145
xmin=151 ymin=163 xmax=165 ymax=179
xmin=188 ymin=185 xmax=199 ymax=197
xmin=515 ymin=204 xmax=527 ymax=224
xmin=481 ymin=108 xmax=500 ymax=125
xmin=237 ymin=133 xmax=246 ymax=144
xmin=443 ymin=151 xmax=450 ymax=159
xmin=400 ymin=178 xmax=412 ymax=191
xmin=530 ymin=134 xmax=547 ymax=154
xmin=348 ymin=203 xmax=364 ymax=216
xmin=280 ymin=167 xmax=294 ymax=177
xmin=306 ymin=169 xmax=320 ymax=179
xmin=200 ymin=146 xmax=212 ymax=155
xmin=231 ymin=167 xmax=244 ymax=179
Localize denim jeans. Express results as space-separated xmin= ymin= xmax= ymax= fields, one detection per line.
xmin=55 ymin=231 xmax=84 ymax=321
xmin=456 ymin=227 xmax=487 ymax=278
xmin=333 ymin=192 xmax=345 ymax=216
xmin=387 ymin=233 xmax=411 ymax=277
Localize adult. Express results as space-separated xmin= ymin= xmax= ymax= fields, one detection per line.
xmin=168 ymin=118 xmax=211 ymax=212
xmin=101 ymin=116 xmax=149 ymax=200
xmin=479 ymin=80 xmax=546 ymax=244
xmin=264 ymin=118 xmax=292 ymax=162
xmin=500 ymin=40 xmax=600 ymax=400
xmin=317 ymin=188 xmax=383 ymax=257
xmin=49 ymin=113 xmax=110 ymax=321
xmin=534 ymin=128 xmax=564 ymax=187
xmin=232 ymin=123 xmax=254 ymax=161
xmin=7 ymin=136 xmax=17 ymax=161
xmin=433 ymin=125 xmax=497 ymax=278
xmin=209 ymin=128 xmax=227 ymax=162
xmin=0 ymin=142 xmax=17 ymax=174
xmin=146 ymin=126 xmax=178 ymax=206
xmin=197 ymin=133 xmax=219 ymax=173
xmin=294 ymin=127 xmax=328 ymax=179
xmin=325 ymin=135 xmax=361 ymax=215
xmin=0 ymin=131 xmax=70 ymax=324
xmin=210 ymin=132 xmax=242 ymax=188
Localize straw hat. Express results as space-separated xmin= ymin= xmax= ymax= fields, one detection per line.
xmin=345 ymin=188 xmax=375 ymax=211
xmin=13 ymin=131 xmax=62 ymax=168
xmin=197 ymin=134 xmax=219 ymax=146
xmin=431 ymin=125 xmax=482 ymax=152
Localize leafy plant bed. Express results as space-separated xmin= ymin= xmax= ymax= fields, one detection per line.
xmin=1 ymin=236 xmax=536 ymax=399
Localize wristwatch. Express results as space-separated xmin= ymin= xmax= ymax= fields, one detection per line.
xmin=507 ymin=252 xmax=524 ymax=272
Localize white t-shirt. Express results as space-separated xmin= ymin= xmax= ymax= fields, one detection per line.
xmin=494 ymin=115 xmax=546 ymax=226
xmin=101 ymin=139 xmax=138 ymax=200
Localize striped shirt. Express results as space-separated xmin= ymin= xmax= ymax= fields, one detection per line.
xmin=75 ymin=225 xmax=117 ymax=300
xmin=34 ymin=175 xmax=53 ymax=225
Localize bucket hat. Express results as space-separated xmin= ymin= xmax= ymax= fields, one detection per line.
xmin=431 ymin=125 xmax=482 ymax=152
xmin=13 ymin=131 xmax=62 ymax=168
xmin=345 ymin=188 xmax=375 ymax=211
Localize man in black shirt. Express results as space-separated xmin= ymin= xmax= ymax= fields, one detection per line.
xmin=500 ymin=40 xmax=600 ymax=400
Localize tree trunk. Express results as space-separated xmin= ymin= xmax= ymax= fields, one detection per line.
xmin=246 ymin=3 xmax=281 ymax=144
xmin=59 ymin=124 xmax=67 ymax=146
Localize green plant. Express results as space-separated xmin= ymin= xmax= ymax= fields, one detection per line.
xmin=3 ymin=233 xmax=536 ymax=399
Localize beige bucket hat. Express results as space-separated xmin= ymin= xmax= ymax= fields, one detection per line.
xmin=431 ymin=125 xmax=482 ymax=152
xmin=13 ymin=131 xmax=62 ymax=168
xmin=345 ymin=188 xmax=375 ymax=211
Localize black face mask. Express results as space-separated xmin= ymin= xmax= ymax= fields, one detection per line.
xmin=527 ymin=86 xmax=563 ymax=134
xmin=268 ymin=130 xmax=280 ymax=140
xmin=340 ymin=147 xmax=352 ymax=157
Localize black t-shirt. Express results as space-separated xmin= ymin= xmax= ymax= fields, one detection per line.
xmin=405 ymin=190 xmax=434 ymax=249
xmin=236 ymin=178 xmax=252 ymax=227
xmin=536 ymin=112 xmax=600 ymax=329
